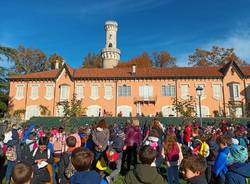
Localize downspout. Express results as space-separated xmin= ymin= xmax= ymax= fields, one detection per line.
xmin=221 ymin=78 xmax=226 ymax=117
xmin=115 ymin=79 xmax=118 ymax=117
xmin=24 ymin=80 xmax=29 ymax=120
xmin=175 ymin=79 xmax=178 ymax=117
xmin=243 ymin=78 xmax=247 ymax=117
xmin=52 ymin=79 xmax=57 ymax=116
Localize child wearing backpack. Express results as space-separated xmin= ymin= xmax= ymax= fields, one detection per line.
xmin=5 ymin=140 xmax=17 ymax=184
xmin=58 ymin=136 xmax=77 ymax=184
xmin=11 ymin=161 xmax=33 ymax=184
xmin=212 ymin=135 xmax=232 ymax=184
xmin=70 ymin=147 xmax=107 ymax=184
xmin=162 ymin=134 xmax=183 ymax=184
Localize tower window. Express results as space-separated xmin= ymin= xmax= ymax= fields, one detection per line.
xmin=108 ymin=43 xmax=112 ymax=47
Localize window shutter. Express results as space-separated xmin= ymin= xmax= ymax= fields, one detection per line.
xmin=181 ymin=84 xmax=188 ymax=99
xmin=149 ymin=86 xmax=153 ymax=97
xmin=139 ymin=86 xmax=143 ymax=97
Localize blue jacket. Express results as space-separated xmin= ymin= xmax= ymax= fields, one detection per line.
xmin=213 ymin=147 xmax=229 ymax=177
xmin=226 ymin=163 xmax=250 ymax=184
xmin=70 ymin=171 xmax=107 ymax=184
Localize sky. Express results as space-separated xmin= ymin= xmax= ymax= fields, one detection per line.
xmin=1 ymin=0 xmax=250 ymax=68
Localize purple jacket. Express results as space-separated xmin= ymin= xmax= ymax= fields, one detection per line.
xmin=124 ymin=126 xmax=142 ymax=147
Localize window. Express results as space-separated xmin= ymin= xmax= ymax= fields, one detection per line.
xmin=229 ymin=83 xmax=240 ymax=100
xmin=45 ymin=85 xmax=54 ymax=100
xmin=104 ymin=85 xmax=112 ymax=100
xmin=76 ymin=85 xmax=84 ymax=100
xmin=30 ymin=85 xmax=39 ymax=100
xmin=60 ymin=85 xmax=69 ymax=101
xmin=162 ymin=106 xmax=176 ymax=117
xmin=139 ymin=85 xmax=153 ymax=98
xmin=161 ymin=85 xmax=175 ymax=96
xmin=118 ymin=85 xmax=131 ymax=96
xmin=25 ymin=105 xmax=40 ymax=120
xmin=196 ymin=106 xmax=209 ymax=117
xmin=15 ymin=84 xmax=24 ymax=100
xmin=117 ymin=106 xmax=132 ymax=117
xmin=180 ymin=84 xmax=189 ymax=99
xmin=90 ymin=85 xmax=99 ymax=100
xmin=212 ymin=84 xmax=221 ymax=99
xmin=87 ymin=105 xmax=101 ymax=117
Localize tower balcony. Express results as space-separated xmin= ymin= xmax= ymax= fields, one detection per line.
xmin=134 ymin=96 xmax=157 ymax=103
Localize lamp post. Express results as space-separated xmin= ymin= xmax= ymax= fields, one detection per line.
xmin=196 ymin=86 xmax=203 ymax=127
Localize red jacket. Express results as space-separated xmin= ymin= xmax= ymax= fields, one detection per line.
xmin=184 ymin=125 xmax=192 ymax=143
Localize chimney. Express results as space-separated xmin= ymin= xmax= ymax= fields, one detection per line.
xmin=55 ymin=60 xmax=59 ymax=69
xmin=132 ymin=64 xmax=136 ymax=75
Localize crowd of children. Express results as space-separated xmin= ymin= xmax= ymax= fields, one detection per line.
xmin=0 ymin=118 xmax=250 ymax=184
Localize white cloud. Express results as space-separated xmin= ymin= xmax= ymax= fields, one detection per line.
xmin=205 ymin=23 xmax=250 ymax=63
xmin=176 ymin=23 xmax=250 ymax=66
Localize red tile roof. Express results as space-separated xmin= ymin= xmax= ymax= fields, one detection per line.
xmin=9 ymin=69 xmax=59 ymax=79
xmin=9 ymin=64 xmax=250 ymax=81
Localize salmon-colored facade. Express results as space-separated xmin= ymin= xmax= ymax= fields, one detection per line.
xmin=8 ymin=61 xmax=250 ymax=120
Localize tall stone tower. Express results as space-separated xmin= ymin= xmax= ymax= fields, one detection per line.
xmin=101 ymin=21 xmax=121 ymax=68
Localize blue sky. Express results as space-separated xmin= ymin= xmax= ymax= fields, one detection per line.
xmin=1 ymin=0 xmax=250 ymax=68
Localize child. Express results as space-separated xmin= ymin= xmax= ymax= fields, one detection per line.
xmin=162 ymin=134 xmax=183 ymax=184
xmin=180 ymin=155 xmax=207 ymax=184
xmin=11 ymin=162 xmax=33 ymax=184
xmin=58 ymin=136 xmax=77 ymax=184
xmin=31 ymin=137 xmax=54 ymax=184
xmin=70 ymin=147 xmax=107 ymax=184
xmin=125 ymin=145 xmax=165 ymax=184
xmin=212 ymin=135 xmax=232 ymax=184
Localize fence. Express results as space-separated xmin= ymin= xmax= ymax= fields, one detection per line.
xmin=27 ymin=116 xmax=250 ymax=129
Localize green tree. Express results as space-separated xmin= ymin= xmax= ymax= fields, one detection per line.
xmin=0 ymin=66 xmax=9 ymax=117
xmin=82 ymin=53 xmax=102 ymax=68
xmin=57 ymin=94 xmax=84 ymax=131
xmin=152 ymin=51 xmax=177 ymax=67
xmin=172 ymin=96 xmax=196 ymax=121
xmin=12 ymin=45 xmax=49 ymax=74
xmin=48 ymin=53 xmax=64 ymax=69
xmin=0 ymin=45 xmax=18 ymax=62
xmin=188 ymin=46 xmax=247 ymax=67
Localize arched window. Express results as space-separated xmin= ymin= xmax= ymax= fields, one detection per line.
xmin=108 ymin=43 xmax=112 ymax=48
xmin=25 ymin=105 xmax=40 ymax=120
xmin=162 ymin=106 xmax=176 ymax=117
xmin=87 ymin=105 xmax=102 ymax=117
xmin=117 ymin=105 xmax=132 ymax=117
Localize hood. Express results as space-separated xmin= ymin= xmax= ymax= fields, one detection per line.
xmin=231 ymin=163 xmax=250 ymax=178
xmin=188 ymin=175 xmax=207 ymax=184
xmin=133 ymin=164 xmax=160 ymax=183
xmin=24 ymin=125 xmax=35 ymax=141
xmin=71 ymin=171 xmax=101 ymax=184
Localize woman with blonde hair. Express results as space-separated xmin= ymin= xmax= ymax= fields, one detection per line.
xmin=121 ymin=118 xmax=142 ymax=175
xmin=162 ymin=134 xmax=183 ymax=184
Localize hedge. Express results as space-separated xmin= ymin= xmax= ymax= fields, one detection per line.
xmin=27 ymin=116 xmax=250 ymax=129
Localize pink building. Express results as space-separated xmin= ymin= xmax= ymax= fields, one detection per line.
xmin=8 ymin=61 xmax=250 ymax=120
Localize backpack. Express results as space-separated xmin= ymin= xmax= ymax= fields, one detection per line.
xmin=227 ymin=145 xmax=248 ymax=166
xmin=199 ymin=141 xmax=210 ymax=158
xmin=65 ymin=155 xmax=76 ymax=179
xmin=6 ymin=145 xmax=17 ymax=161
xmin=20 ymin=141 xmax=33 ymax=161
xmin=193 ymin=139 xmax=210 ymax=158
xmin=113 ymin=132 xmax=124 ymax=153
xmin=166 ymin=144 xmax=180 ymax=162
